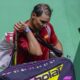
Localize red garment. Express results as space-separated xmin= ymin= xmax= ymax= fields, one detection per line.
xmin=13 ymin=23 xmax=58 ymax=64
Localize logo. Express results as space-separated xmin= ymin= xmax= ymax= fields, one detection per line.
xmin=30 ymin=64 xmax=63 ymax=80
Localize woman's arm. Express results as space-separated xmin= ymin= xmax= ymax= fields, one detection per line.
xmin=14 ymin=21 xmax=42 ymax=56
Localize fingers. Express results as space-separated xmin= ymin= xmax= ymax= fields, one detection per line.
xmin=19 ymin=21 xmax=28 ymax=27
xmin=19 ymin=21 xmax=24 ymax=25
xmin=14 ymin=21 xmax=25 ymax=32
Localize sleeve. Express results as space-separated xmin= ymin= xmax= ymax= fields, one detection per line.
xmin=49 ymin=23 xmax=58 ymax=46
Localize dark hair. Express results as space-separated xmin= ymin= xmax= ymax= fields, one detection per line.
xmin=32 ymin=3 xmax=52 ymax=17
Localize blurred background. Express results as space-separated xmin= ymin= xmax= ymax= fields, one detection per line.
xmin=0 ymin=0 xmax=80 ymax=79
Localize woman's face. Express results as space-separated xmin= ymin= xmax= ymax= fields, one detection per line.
xmin=31 ymin=12 xmax=50 ymax=31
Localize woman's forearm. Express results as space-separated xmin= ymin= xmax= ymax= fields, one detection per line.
xmin=26 ymin=30 xmax=42 ymax=56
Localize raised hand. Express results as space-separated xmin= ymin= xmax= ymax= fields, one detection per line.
xmin=14 ymin=21 xmax=27 ymax=32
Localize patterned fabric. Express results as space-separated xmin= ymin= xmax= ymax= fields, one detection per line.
xmin=0 ymin=32 xmax=13 ymax=71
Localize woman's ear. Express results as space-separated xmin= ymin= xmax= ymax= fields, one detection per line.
xmin=32 ymin=13 xmax=37 ymax=19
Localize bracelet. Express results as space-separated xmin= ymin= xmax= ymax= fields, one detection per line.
xmin=25 ymin=27 xmax=31 ymax=33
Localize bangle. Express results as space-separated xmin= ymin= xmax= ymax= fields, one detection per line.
xmin=25 ymin=27 xmax=31 ymax=33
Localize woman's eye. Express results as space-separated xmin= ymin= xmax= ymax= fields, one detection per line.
xmin=41 ymin=20 xmax=47 ymax=24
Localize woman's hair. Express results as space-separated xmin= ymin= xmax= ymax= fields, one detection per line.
xmin=32 ymin=3 xmax=52 ymax=17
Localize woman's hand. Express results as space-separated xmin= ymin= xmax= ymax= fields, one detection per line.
xmin=14 ymin=21 xmax=27 ymax=32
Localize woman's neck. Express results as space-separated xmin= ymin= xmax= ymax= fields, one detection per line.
xmin=27 ymin=19 xmax=35 ymax=32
